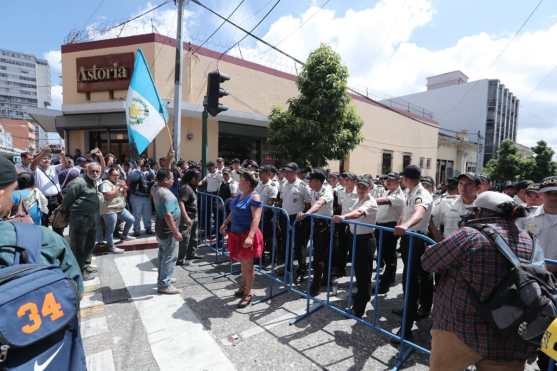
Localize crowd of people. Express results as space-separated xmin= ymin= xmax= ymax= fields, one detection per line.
xmin=5 ymin=147 xmax=557 ymax=369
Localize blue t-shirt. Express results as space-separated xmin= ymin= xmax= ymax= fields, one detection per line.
xmin=230 ymin=193 xmax=262 ymax=233
xmin=12 ymin=189 xmax=42 ymax=225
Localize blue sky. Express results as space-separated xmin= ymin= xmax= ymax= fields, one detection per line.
xmin=2 ymin=0 xmax=557 ymax=148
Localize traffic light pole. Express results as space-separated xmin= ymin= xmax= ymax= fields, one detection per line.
xmin=172 ymin=0 xmax=188 ymax=161
xmin=202 ymin=109 xmax=208 ymax=177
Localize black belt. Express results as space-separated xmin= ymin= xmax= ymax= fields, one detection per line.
xmin=46 ymin=195 xmax=59 ymax=201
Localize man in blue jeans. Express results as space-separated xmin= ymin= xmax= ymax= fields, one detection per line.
xmin=128 ymin=159 xmax=155 ymax=236
xmin=151 ymin=168 xmax=183 ymax=295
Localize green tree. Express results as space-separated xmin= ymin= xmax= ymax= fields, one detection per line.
xmin=484 ymin=139 xmax=525 ymax=182
xmin=523 ymin=140 xmax=557 ymax=182
xmin=268 ymin=44 xmax=363 ymax=167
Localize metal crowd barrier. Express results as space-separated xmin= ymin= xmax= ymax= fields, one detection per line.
xmin=197 ymin=191 xmax=227 ymax=263
xmin=545 ymin=259 xmax=557 ymax=371
xmin=193 ymin=198 xmax=557 ymax=370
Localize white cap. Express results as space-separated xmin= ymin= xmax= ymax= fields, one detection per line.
xmin=473 ymin=191 xmax=515 ymax=212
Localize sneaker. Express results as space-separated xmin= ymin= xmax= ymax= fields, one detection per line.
xmin=185 ymin=254 xmax=202 ymax=260
xmin=158 ymin=285 xmax=180 ymax=295
xmin=133 ymin=232 xmax=141 ymax=238
xmin=108 ymin=246 xmax=125 ymax=254
xmin=390 ymin=329 xmax=414 ymax=346
xmin=83 ymin=265 xmax=98 ymax=273
xmin=82 ymin=271 xmax=96 ymax=281
xmin=145 ymin=230 xmax=154 ymax=235
xmin=170 ymin=277 xmax=177 ymax=284
xmin=121 ymin=235 xmax=135 ymax=241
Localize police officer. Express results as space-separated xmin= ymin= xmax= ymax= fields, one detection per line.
xmin=430 ymin=173 xmax=478 ymax=242
xmin=280 ymin=162 xmax=311 ymax=283
xmin=333 ymin=177 xmax=378 ymax=317
xmin=518 ymin=176 xmax=557 ymax=267
xmin=393 ymin=165 xmax=434 ymax=342
xmin=298 ymin=169 xmax=334 ymax=297
xmin=0 ymin=156 xmax=83 ymax=297
xmin=333 ymin=173 xmax=358 ymax=278
xmin=374 ymin=172 xmax=405 ymax=294
xmin=256 ymin=165 xmax=279 ymax=265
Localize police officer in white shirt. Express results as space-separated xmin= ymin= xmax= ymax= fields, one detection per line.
xmin=333 ymin=173 xmax=358 ymax=277
xmin=393 ymin=165 xmax=434 ymax=342
xmin=256 ymin=165 xmax=280 ymax=265
xmin=430 ymin=173 xmax=478 ymax=241
xmin=280 ymin=162 xmax=311 ymax=282
xmin=230 ymin=158 xmax=241 ymax=183
xmin=200 ymin=161 xmax=223 ymax=236
xmin=374 ymin=172 xmax=405 ymax=294
xmin=333 ymin=176 xmax=378 ymax=317
xmin=518 ymin=176 xmax=557 ymax=268
xmin=297 ymin=169 xmax=334 ymax=296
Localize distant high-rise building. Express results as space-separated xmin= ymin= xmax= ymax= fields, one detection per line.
xmin=0 ymin=48 xmax=54 ymax=149
xmin=383 ymin=71 xmax=519 ymax=168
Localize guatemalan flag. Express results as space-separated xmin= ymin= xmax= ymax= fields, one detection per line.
xmin=125 ymin=49 xmax=169 ymax=155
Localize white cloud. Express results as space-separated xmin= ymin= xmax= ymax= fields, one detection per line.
xmin=86 ymin=2 xmax=193 ymax=41
xmin=43 ymin=50 xmax=62 ymax=76
xmin=50 ymin=85 xmax=62 ymax=109
xmin=231 ymin=0 xmax=557 ymax=150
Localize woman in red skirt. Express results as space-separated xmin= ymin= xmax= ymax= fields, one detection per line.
xmin=220 ymin=170 xmax=263 ymax=308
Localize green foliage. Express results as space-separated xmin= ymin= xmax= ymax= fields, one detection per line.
xmin=484 ymin=139 xmax=526 ymax=182
xmin=524 ymin=140 xmax=557 ymax=182
xmin=268 ymin=44 xmax=363 ymax=167
xmin=485 ymin=139 xmax=557 ymax=182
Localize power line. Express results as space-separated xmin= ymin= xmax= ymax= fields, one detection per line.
xmin=191 ymin=0 xmax=246 ymax=56
xmin=97 ymin=0 xmax=173 ymax=37
xmin=216 ymin=0 xmax=282 ymax=65
xmin=439 ymin=0 xmax=544 ymax=116
xmin=190 ymin=0 xmax=434 ymax=126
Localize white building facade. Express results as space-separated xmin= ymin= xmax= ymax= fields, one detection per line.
xmin=383 ymin=71 xmax=519 ymax=170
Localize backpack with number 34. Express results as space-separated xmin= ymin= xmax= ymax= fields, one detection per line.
xmin=0 ymin=222 xmax=85 ymax=371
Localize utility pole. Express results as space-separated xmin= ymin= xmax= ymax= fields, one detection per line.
xmin=172 ymin=0 xmax=188 ymax=161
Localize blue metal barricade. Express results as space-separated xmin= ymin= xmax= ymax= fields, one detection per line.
xmin=545 ymin=259 xmax=557 ymax=371
xmin=197 ymin=191 xmax=227 ymax=263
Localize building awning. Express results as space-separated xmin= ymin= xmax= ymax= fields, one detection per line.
xmin=27 ymin=100 xmax=270 ymax=134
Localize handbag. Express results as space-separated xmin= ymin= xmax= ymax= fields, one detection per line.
xmin=49 ymin=205 xmax=69 ymax=230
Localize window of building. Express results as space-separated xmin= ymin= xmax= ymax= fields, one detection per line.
xmin=466 ymin=162 xmax=477 ymax=173
xmin=426 ymin=158 xmax=431 ymax=169
xmin=402 ymin=153 xmax=412 ymax=170
xmin=436 ymin=159 xmax=455 ymax=185
xmin=419 ymin=157 xmax=425 ymax=168
xmin=382 ymin=152 xmax=392 ymax=174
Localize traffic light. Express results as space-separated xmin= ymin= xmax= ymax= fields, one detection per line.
xmin=205 ymin=71 xmax=229 ymax=117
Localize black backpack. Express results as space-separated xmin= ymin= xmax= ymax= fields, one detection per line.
xmin=467 ymin=223 xmax=557 ymax=344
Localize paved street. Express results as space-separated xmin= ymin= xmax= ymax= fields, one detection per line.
xmin=80 ymin=242 xmax=434 ymax=371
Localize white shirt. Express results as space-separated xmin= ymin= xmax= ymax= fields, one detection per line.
xmin=255 ymin=179 xmax=278 ymax=205
xmin=376 ymin=186 xmax=405 ymax=224
xmin=281 ymin=178 xmax=311 ymax=215
xmin=517 ymin=206 xmax=557 ymax=260
xmin=205 ymin=171 xmax=223 ymax=193
xmin=221 ymin=178 xmax=239 ymax=196
xmin=347 ymin=194 xmax=378 ymax=235
xmin=338 ymin=187 xmax=358 ymax=214
xmin=230 ymin=169 xmax=241 ymax=183
xmin=309 ymin=185 xmax=334 ymax=217
xmin=431 ymin=195 xmax=474 ymax=238
xmin=401 ymin=182 xmax=433 ymax=233
xmin=34 ymin=165 xmax=63 ymax=197
xmin=16 ymin=163 xmax=32 ymax=174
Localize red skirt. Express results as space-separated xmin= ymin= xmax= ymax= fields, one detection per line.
xmin=227 ymin=229 xmax=264 ymax=261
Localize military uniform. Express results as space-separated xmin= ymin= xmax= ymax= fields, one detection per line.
xmin=400 ymin=181 xmax=433 ymax=335
xmin=0 ymin=221 xmax=83 ymax=296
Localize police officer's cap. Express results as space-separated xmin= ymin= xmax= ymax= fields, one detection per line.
xmin=385 ymin=172 xmax=400 ymax=181
xmin=344 ymin=172 xmax=357 ymax=181
xmin=0 ymin=156 xmax=17 ymax=188
xmin=421 ymin=176 xmax=435 ymax=187
xmin=540 ymin=176 xmax=557 ymax=193
xmin=222 ymin=167 xmax=231 ymax=174
xmin=514 ymin=180 xmax=533 ymax=190
xmin=447 ymin=177 xmax=459 ymax=187
xmin=328 ymin=172 xmax=339 ymax=179
xmin=458 ymin=172 xmax=480 ymax=185
xmin=479 ymin=175 xmax=490 ymax=183
xmin=473 ymin=191 xmax=515 ymax=212
xmin=308 ymin=169 xmax=326 ymax=182
xmin=282 ymin=162 xmax=297 ymax=172
xmin=260 ymin=165 xmax=274 ymax=174
xmin=356 ymin=176 xmax=371 ymax=188
xmin=526 ymin=183 xmax=540 ymax=193
xmin=401 ymin=165 xmax=421 ymax=180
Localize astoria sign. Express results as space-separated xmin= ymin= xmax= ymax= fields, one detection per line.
xmin=76 ymin=53 xmax=134 ymax=93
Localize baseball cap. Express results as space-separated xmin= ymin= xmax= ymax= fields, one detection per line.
xmin=356 ymin=176 xmax=371 ymax=187
xmin=283 ymin=162 xmax=299 ymax=172
xmin=540 ymin=176 xmax=557 ymax=193
xmin=308 ymin=169 xmax=326 ymax=182
xmin=514 ymin=180 xmax=533 ymax=190
xmin=526 ymin=183 xmax=540 ymax=193
xmin=401 ymin=165 xmax=421 ymax=180
xmin=421 ymin=176 xmax=435 ymax=187
xmin=385 ymin=172 xmax=400 ymax=181
xmin=458 ymin=172 xmax=481 ymax=185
